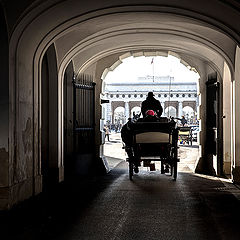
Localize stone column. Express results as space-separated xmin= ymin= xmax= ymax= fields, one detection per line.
xmin=178 ymin=101 xmax=183 ymax=118
xmin=106 ymin=101 xmax=111 ymax=122
xmin=125 ymin=101 xmax=130 ymax=123
xmin=222 ymin=62 xmax=232 ymax=175
xmin=233 ymin=46 xmax=240 ymax=182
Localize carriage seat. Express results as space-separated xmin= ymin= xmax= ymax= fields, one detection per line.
xmin=135 ymin=132 xmax=171 ymax=144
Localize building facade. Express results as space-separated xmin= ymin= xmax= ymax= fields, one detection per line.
xmin=102 ymin=76 xmax=198 ymax=124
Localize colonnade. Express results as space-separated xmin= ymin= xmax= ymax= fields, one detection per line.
xmin=108 ymin=100 xmax=195 ymax=123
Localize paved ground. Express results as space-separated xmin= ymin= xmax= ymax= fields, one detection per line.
xmin=104 ymin=133 xmax=199 ymax=173
xmin=1 ymin=134 xmax=240 ymax=240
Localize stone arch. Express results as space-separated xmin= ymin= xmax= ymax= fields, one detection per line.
xmin=129 ymin=101 xmax=142 ymax=114
xmin=63 ymin=61 xmax=74 ymax=174
xmin=5 ymin=1 xmax=240 ymax=209
xmin=111 ymin=101 xmax=125 ymax=123
xmin=165 ymin=106 xmax=177 ymax=118
xmin=183 ymin=101 xmax=197 ymax=112
xmin=182 ymin=105 xmax=196 ymax=124
xmin=113 ymin=106 xmax=125 ymax=124
xmin=41 ymin=43 xmax=60 ymax=189
xmin=10 ymin=4 xmax=235 ymax=171
xmin=164 ymin=101 xmax=178 ymax=111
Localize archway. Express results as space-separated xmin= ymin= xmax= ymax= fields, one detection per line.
xmin=114 ymin=106 xmax=125 ymax=129
xmin=101 ymin=54 xmax=201 ymax=174
xmin=63 ymin=61 xmax=74 ymax=177
xmin=183 ymin=106 xmax=195 ymax=125
xmin=41 ymin=44 xmax=59 ymax=190
xmin=5 ymin=1 xmax=240 ymax=210
xmin=165 ymin=106 xmax=177 ymax=118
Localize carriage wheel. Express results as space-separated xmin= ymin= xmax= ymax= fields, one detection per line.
xmin=161 ymin=161 xmax=165 ymax=174
xmin=129 ymin=161 xmax=134 ymax=180
xmin=173 ymin=161 xmax=178 ymax=180
xmin=170 ymin=163 xmax=173 ymax=176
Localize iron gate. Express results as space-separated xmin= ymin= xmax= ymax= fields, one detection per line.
xmin=73 ymin=74 xmax=96 ymax=154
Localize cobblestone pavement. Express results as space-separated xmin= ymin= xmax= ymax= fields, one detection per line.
xmin=104 ymin=133 xmax=199 ymax=172
xmin=2 ymin=133 xmax=240 ymax=240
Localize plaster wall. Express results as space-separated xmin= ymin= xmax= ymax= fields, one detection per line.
xmin=41 ymin=44 xmax=62 ymax=186
xmin=194 ymin=62 xmax=217 ymax=174
xmin=88 ymin=62 xmax=109 ymax=173
xmin=46 ymin=45 xmax=59 ymax=170
xmin=83 ymin=55 xmax=124 ymax=172
xmin=1 ymin=0 xmax=239 ymax=209
xmin=223 ymin=62 xmax=232 ymax=175
xmin=63 ymin=62 xmax=74 ymax=160
xmin=232 ymin=46 xmax=240 ymax=182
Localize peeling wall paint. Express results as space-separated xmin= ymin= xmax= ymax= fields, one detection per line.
xmin=22 ymin=118 xmax=32 ymax=154
xmin=13 ymin=117 xmax=33 ymax=184
xmin=22 ymin=118 xmax=33 ymax=180
xmin=224 ymin=152 xmax=230 ymax=162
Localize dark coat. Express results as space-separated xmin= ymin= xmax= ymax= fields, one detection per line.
xmin=141 ymin=96 xmax=163 ymax=117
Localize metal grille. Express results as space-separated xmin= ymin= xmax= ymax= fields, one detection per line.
xmin=73 ymin=74 xmax=96 ymax=153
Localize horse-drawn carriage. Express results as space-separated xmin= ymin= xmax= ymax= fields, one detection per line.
xmin=121 ymin=117 xmax=179 ymax=180
xmin=178 ymin=126 xmax=193 ymax=145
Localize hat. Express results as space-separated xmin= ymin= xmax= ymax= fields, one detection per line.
xmin=147 ymin=92 xmax=154 ymax=97
xmin=146 ymin=110 xmax=155 ymax=116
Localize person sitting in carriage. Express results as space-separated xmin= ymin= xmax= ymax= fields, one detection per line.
xmin=121 ymin=92 xmax=164 ymax=145
xmin=141 ymin=92 xmax=163 ymax=118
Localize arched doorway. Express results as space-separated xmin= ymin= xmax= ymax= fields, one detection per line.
xmin=114 ymin=106 xmax=125 ymax=129
xmin=5 ymin=0 xmax=240 ymax=210
xmin=183 ymin=106 xmax=195 ymax=125
xmin=165 ymin=106 xmax=177 ymax=118
xmin=41 ymin=44 xmax=59 ymax=190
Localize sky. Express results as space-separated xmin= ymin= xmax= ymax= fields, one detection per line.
xmin=104 ymin=55 xmax=200 ymax=83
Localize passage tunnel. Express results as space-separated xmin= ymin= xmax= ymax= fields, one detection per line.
xmin=1 ymin=0 xmax=240 ymax=210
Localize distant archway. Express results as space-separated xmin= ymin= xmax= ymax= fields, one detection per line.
xmin=114 ymin=107 xmax=125 ymax=125
xmin=183 ymin=106 xmax=196 ymax=124
xmin=165 ymin=106 xmax=177 ymax=117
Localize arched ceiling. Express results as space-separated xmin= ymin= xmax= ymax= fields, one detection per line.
xmin=54 ymin=12 xmax=235 ymax=77
xmin=8 ymin=1 xmax=239 ymax=80
xmin=100 ymin=51 xmax=200 ymax=82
